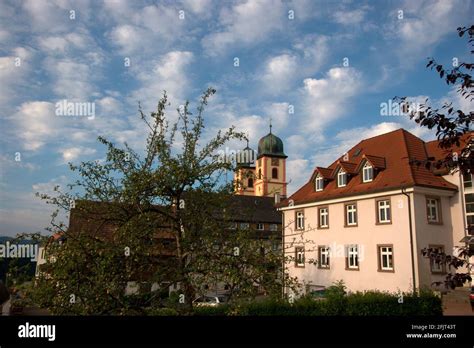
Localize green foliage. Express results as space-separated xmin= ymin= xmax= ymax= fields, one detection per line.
xmin=186 ymin=289 xmax=442 ymax=316
xmin=31 ymin=88 xmax=294 ymax=315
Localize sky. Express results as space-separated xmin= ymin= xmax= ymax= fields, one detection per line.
xmin=0 ymin=0 xmax=473 ymax=236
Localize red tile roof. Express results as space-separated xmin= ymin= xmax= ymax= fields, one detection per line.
xmin=361 ymin=154 xmax=386 ymax=169
xmin=313 ymin=167 xmax=333 ymax=179
xmin=281 ymin=129 xmax=463 ymax=207
xmin=425 ymin=132 xmax=473 ymax=161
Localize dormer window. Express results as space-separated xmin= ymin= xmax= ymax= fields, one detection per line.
xmin=362 ymin=162 xmax=373 ymax=183
xmin=315 ymin=175 xmax=324 ymax=191
xmin=337 ymin=170 xmax=347 ymax=187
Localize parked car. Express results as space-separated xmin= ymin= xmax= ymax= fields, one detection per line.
xmin=193 ymin=295 xmax=228 ymax=307
xmin=470 ymin=286 xmax=474 ymax=307
xmin=308 ymin=288 xmax=327 ymax=300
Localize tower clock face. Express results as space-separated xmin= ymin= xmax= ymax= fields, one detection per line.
xmin=271 ymin=158 xmax=279 ymax=166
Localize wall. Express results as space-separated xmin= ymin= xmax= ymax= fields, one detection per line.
xmin=283 ymin=191 xmax=416 ymax=293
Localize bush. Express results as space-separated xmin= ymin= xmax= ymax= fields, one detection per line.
xmin=193 ymin=305 xmax=230 ymax=316
xmin=187 ymin=288 xmax=442 ymax=316
xmin=145 ymin=307 xmax=179 ymax=316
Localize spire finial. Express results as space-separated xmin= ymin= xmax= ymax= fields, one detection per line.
xmin=246 ymin=132 xmax=249 ymax=147
xmin=269 ymin=116 xmax=272 ymax=134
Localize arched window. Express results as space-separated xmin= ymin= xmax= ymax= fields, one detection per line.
xmin=272 ymin=168 xmax=278 ymax=179
xmin=248 ymin=178 xmax=254 ymax=188
xmin=258 ymin=169 xmax=262 ymax=179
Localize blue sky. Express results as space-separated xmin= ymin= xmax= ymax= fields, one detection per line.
xmin=0 ymin=0 xmax=472 ymax=236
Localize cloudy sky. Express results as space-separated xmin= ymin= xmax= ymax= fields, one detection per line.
xmin=0 ymin=0 xmax=472 ymax=236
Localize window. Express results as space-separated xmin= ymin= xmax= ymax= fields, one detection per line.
xmin=296 ymin=211 xmax=305 ymax=230
xmin=465 ymin=194 xmax=474 ymax=234
xmin=271 ymin=158 xmax=279 ymax=166
xmin=377 ymin=199 xmax=391 ymax=224
xmin=346 ymin=245 xmax=359 ymax=270
xmin=362 ymin=162 xmax=373 ymax=182
xmin=295 ymin=247 xmax=305 ymax=267
xmin=378 ymin=245 xmax=394 ymax=271
xmin=256 ymin=223 xmax=264 ymax=230
xmin=315 ymin=175 xmax=324 ymax=191
xmin=345 ymin=203 xmax=357 ymax=226
xmin=272 ymin=167 xmax=278 ymax=179
xmin=337 ymin=170 xmax=347 ymax=187
xmin=247 ymin=178 xmax=254 ymax=188
xmin=429 ymin=245 xmax=445 ymax=274
xmin=463 ymin=173 xmax=473 ymax=188
xmin=228 ymin=222 xmax=237 ymax=230
xmin=240 ymin=223 xmax=249 ymax=230
xmin=258 ymin=169 xmax=262 ymax=179
xmin=426 ymin=197 xmax=441 ymax=223
xmin=269 ymin=224 xmax=278 ymax=231
xmin=318 ymin=246 xmax=330 ymax=268
xmin=318 ymin=207 xmax=329 ymax=228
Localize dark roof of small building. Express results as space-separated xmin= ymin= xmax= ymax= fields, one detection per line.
xmin=226 ymin=195 xmax=281 ymax=223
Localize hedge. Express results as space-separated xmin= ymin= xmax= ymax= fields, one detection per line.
xmin=192 ymin=290 xmax=442 ymax=316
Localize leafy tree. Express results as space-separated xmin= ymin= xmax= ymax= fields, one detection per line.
xmin=32 ymin=88 xmax=298 ymax=315
xmin=397 ymin=25 xmax=473 ymax=289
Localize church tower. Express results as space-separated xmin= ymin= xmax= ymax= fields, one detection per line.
xmin=254 ymin=124 xmax=287 ymax=198
xmin=234 ymin=125 xmax=287 ymax=198
xmin=234 ymin=139 xmax=257 ymax=196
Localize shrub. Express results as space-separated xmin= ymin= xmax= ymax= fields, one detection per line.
xmin=187 ymin=288 xmax=442 ymax=316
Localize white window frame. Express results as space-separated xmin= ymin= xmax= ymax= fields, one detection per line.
xmin=315 ymin=175 xmax=324 ymax=191
xmin=269 ymin=224 xmax=278 ymax=231
xmin=319 ymin=207 xmax=329 ymax=228
xmin=362 ymin=162 xmax=373 ymax=182
xmin=347 ymin=245 xmax=359 ymax=269
xmin=296 ymin=211 xmax=305 ymax=230
xmin=295 ymin=247 xmax=305 ymax=267
xmin=337 ymin=170 xmax=347 ymax=187
xmin=379 ymin=246 xmax=393 ymax=271
xmin=346 ymin=204 xmax=357 ymax=226
xmin=430 ymin=246 xmax=444 ymax=273
xmin=319 ymin=246 xmax=330 ymax=268
xmin=427 ymin=198 xmax=440 ymax=223
xmin=256 ymin=223 xmax=264 ymax=230
xmin=377 ymin=200 xmax=391 ymax=223
xmin=240 ymin=222 xmax=250 ymax=230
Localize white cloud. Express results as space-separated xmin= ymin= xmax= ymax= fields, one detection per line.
xmin=301 ymin=67 xmax=363 ymax=134
xmin=44 ymin=58 xmax=97 ymax=100
xmin=332 ymin=5 xmax=370 ymax=25
xmin=59 ymin=146 xmax=96 ymax=162
xmin=286 ymin=158 xmax=311 ymax=195
xmin=13 ymin=101 xmax=56 ymax=151
xmin=0 ymin=47 xmax=36 ymax=109
xmin=129 ymin=50 xmax=194 ymax=112
xmin=181 ymin=0 xmax=213 ymax=14
xmin=106 ymin=3 xmax=188 ymax=55
xmin=32 ymin=175 xmax=69 ymax=196
xmin=265 ymin=102 xmax=291 ymax=131
xmin=96 ymin=96 xmax=122 ymax=115
xmin=390 ymin=0 xmax=471 ymax=64
xmin=259 ymin=35 xmax=329 ymax=94
xmin=261 ymin=54 xmax=298 ymax=94
xmin=202 ymin=0 xmax=285 ymax=55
